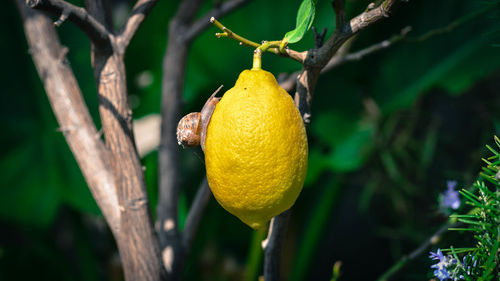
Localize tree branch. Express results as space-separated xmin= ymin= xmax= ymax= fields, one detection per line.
xmin=16 ymin=0 xmax=120 ymax=233
xmin=210 ymin=17 xmax=306 ymax=63
xmin=332 ymin=0 xmax=346 ymax=31
xmin=184 ymin=0 xmax=251 ymax=43
xmin=322 ymin=26 xmax=411 ymax=72
xmin=80 ymin=0 xmax=166 ymax=279
xmin=182 ymin=177 xmax=212 ymax=254
xmin=293 ymin=0 xmax=402 ymax=123
xmin=117 ymin=0 xmax=158 ymax=52
xmin=157 ymin=0 xmax=205 ymax=279
xmin=376 ymin=223 xmax=459 ymax=281
xmin=263 ymin=210 xmax=291 ymax=281
xmin=26 ymin=0 xmax=111 ymax=46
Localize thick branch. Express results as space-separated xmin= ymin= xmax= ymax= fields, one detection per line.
xmin=117 ymin=0 xmax=158 ymax=52
xmin=82 ymin=0 xmax=165 ymax=280
xmin=263 ymin=210 xmax=291 ymax=281
xmin=15 ymin=0 xmax=120 ymax=235
xmin=26 ymin=0 xmax=111 ymax=46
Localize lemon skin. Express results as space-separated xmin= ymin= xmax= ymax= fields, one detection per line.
xmin=205 ymin=68 xmax=308 ymax=229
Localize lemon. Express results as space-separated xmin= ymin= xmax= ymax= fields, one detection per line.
xmin=204 ymin=68 xmax=308 ymax=229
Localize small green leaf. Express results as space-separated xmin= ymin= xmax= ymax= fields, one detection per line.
xmin=283 ymin=0 xmax=316 ymax=44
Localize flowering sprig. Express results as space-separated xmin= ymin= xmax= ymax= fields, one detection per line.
xmin=430 ymin=136 xmax=500 ymax=280
xmin=429 ymin=248 xmax=481 ymax=281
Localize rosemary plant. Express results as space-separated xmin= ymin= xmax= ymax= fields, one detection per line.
xmin=430 ymin=136 xmax=500 ymax=281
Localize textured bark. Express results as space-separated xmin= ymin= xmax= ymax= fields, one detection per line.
xmin=19 ymin=0 xmax=166 ymax=279
xmin=15 ymin=0 xmax=120 ymax=235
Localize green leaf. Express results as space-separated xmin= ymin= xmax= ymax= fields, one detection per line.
xmin=283 ymin=0 xmax=316 ymax=44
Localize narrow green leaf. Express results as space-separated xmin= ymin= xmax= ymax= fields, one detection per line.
xmin=283 ymin=0 xmax=316 ymax=44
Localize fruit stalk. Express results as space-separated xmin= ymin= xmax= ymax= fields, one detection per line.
xmin=252 ymin=48 xmax=262 ymax=70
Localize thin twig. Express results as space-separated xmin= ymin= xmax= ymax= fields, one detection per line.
xmin=406 ymin=2 xmax=498 ymax=43
xmin=117 ymin=0 xmax=158 ymax=52
xmin=322 ymin=26 xmax=411 ymax=72
xmin=210 ymin=17 xmax=260 ymax=48
xmin=184 ymin=0 xmax=251 ymax=42
xmin=376 ymin=223 xmax=459 ymax=281
xmin=210 ymin=17 xmax=306 ymax=63
xmin=26 ymin=0 xmax=111 ymax=46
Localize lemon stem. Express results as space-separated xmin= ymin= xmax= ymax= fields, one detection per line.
xmin=252 ymin=48 xmax=262 ymax=70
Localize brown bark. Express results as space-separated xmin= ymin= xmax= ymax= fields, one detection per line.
xmin=15 ymin=0 xmax=121 ymax=235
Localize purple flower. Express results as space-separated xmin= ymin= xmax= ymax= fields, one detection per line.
xmin=442 ymin=180 xmax=460 ymax=210
xmin=430 ymin=249 xmax=446 ymax=262
xmin=429 ymin=249 xmax=457 ymax=281
xmin=432 ymin=267 xmax=451 ymax=281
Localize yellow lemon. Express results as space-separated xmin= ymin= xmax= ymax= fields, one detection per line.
xmin=204 ymin=68 xmax=308 ymax=229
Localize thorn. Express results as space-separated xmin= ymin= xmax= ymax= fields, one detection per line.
xmin=367 ymin=2 xmax=376 ymax=10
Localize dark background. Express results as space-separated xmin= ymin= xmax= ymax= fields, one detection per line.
xmin=1 ymin=0 xmax=500 ymax=280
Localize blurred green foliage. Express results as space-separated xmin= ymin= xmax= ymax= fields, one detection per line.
xmin=1 ymin=0 xmax=500 ymax=280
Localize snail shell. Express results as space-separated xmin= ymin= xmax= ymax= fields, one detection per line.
xmin=177 ymin=112 xmax=201 ymax=147
xmin=176 ymin=85 xmax=223 ymax=151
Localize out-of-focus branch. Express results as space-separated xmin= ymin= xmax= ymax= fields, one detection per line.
xmin=26 ymin=0 xmax=111 ymax=46
xmin=322 ymin=26 xmax=411 ymax=72
xmin=332 ymin=0 xmax=346 ymax=31
xmin=182 ymin=178 xmax=212 ymax=253
xmin=117 ymin=0 xmax=158 ymax=52
xmin=376 ymin=223 xmax=459 ymax=281
xmin=184 ymin=0 xmax=251 ymax=42
xmin=158 ymin=0 xmax=204 ymax=277
xmin=16 ymin=0 xmax=120 ymax=234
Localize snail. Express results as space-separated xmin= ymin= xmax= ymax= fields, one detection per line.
xmin=176 ymin=85 xmax=223 ymax=151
